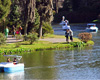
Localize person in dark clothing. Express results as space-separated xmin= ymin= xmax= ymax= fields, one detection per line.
xmin=65 ymin=29 xmax=73 ymax=43
xmin=13 ymin=58 xmax=18 ymax=64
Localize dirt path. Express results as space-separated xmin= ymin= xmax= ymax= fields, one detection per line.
xmin=39 ymin=38 xmax=66 ymax=43
xmin=6 ymin=35 xmax=67 ymax=43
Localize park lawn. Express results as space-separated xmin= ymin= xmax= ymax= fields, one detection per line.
xmin=0 ymin=34 xmax=94 ymax=54
xmin=43 ymin=34 xmax=65 ymax=38
xmin=0 ymin=41 xmax=73 ymax=54
xmin=0 ymin=41 xmax=73 ymax=50
xmin=43 ymin=34 xmax=81 ymax=41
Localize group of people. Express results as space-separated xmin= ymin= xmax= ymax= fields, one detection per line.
xmin=60 ymin=16 xmax=73 ymax=43
xmin=7 ymin=58 xmax=18 ymax=64
xmin=12 ymin=25 xmax=22 ymax=37
xmin=4 ymin=25 xmax=22 ymax=38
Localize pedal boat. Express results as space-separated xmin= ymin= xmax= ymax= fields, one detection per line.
xmin=86 ymin=23 xmax=98 ymax=32
xmin=0 ymin=55 xmax=24 ymax=73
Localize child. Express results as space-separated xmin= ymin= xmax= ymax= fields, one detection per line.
xmin=65 ymin=29 xmax=73 ymax=43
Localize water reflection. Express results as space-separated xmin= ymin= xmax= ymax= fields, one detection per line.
xmin=54 ymin=48 xmax=100 ymax=79
xmin=0 ymin=71 xmax=24 ymax=80
xmin=0 ymin=45 xmax=100 ymax=79
xmin=23 ymin=50 xmax=57 ymax=79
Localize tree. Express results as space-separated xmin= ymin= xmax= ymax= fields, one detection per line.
xmin=36 ymin=0 xmax=53 ymax=38
xmin=0 ymin=0 xmax=11 ymax=32
xmin=62 ymin=0 xmax=73 ymax=12
xmin=18 ymin=0 xmax=35 ymax=35
xmin=71 ymin=0 xmax=80 ymax=11
xmin=9 ymin=0 xmax=21 ymax=26
xmin=54 ymin=0 xmax=59 ymax=13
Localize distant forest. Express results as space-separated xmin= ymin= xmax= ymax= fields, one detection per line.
xmin=53 ymin=0 xmax=100 ymax=23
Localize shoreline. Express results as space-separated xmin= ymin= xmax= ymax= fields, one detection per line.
xmin=0 ymin=35 xmax=94 ymax=55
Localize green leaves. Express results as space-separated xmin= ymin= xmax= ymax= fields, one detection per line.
xmin=0 ymin=33 xmax=6 ymax=45
xmin=69 ymin=42 xmax=86 ymax=47
xmin=0 ymin=0 xmax=11 ymax=21
xmin=25 ymin=32 xmax=38 ymax=44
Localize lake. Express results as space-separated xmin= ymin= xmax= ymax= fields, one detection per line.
xmin=0 ymin=23 xmax=100 ymax=80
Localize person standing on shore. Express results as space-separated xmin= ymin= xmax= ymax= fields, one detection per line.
xmin=60 ymin=16 xmax=70 ymax=30
xmin=65 ymin=29 xmax=73 ymax=43
xmin=19 ymin=26 xmax=22 ymax=36
xmin=4 ymin=26 xmax=9 ymax=38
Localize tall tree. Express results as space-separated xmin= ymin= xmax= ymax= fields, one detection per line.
xmin=55 ymin=0 xmax=59 ymax=13
xmin=19 ymin=0 xmax=35 ymax=35
xmin=9 ymin=0 xmax=21 ymax=26
xmin=36 ymin=0 xmax=53 ymax=38
xmin=71 ymin=0 xmax=80 ymax=11
xmin=0 ymin=0 xmax=11 ymax=32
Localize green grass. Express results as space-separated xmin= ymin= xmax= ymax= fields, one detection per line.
xmin=43 ymin=34 xmax=65 ymax=38
xmin=43 ymin=34 xmax=81 ymax=42
xmin=0 ymin=34 xmax=94 ymax=55
xmin=0 ymin=41 xmax=73 ymax=55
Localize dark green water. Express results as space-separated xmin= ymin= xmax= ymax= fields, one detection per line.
xmin=0 ymin=24 xmax=100 ymax=80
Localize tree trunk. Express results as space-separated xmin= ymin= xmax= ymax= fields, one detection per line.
xmin=55 ymin=0 xmax=59 ymax=13
xmin=24 ymin=21 xmax=28 ymax=35
xmin=19 ymin=0 xmax=35 ymax=35
xmin=38 ymin=17 xmax=42 ymax=38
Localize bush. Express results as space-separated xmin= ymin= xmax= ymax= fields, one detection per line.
xmin=70 ymin=42 xmax=86 ymax=47
xmin=15 ymin=42 xmax=21 ymax=48
xmin=42 ymin=22 xmax=54 ymax=35
xmin=78 ymin=32 xmax=92 ymax=42
xmin=16 ymin=35 xmax=23 ymax=40
xmin=0 ymin=33 xmax=6 ymax=45
xmin=24 ymin=32 xmax=38 ymax=44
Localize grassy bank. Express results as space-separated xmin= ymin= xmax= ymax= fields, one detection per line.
xmin=0 ymin=35 xmax=94 ymax=55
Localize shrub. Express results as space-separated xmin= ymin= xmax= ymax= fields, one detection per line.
xmin=78 ymin=32 xmax=92 ymax=42
xmin=15 ymin=42 xmax=21 ymax=48
xmin=16 ymin=35 xmax=23 ymax=40
xmin=0 ymin=33 xmax=6 ymax=45
xmin=70 ymin=42 xmax=86 ymax=47
xmin=42 ymin=22 xmax=54 ymax=35
xmin=25 ymin=32 xmax=38 ymax=44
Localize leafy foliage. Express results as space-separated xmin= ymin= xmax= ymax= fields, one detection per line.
xmin=25 ymin=32 xmax=38 ymax=44
xmin=78 ymin=32 xmax=92 ymax=42
xmin=0 ymin=0 xmax=11 ymax=21
xmin=0 ymin=33 xmax=6 ymax=45
xmin=9 ymin=4 xmax=21 ymax=26
xmin=34 ymin=22 xmax=54 ymax=36
xmin=70 ymin=42 xmax=86 ymax=47
xmin=62 ymin=0 xmax=73 ymax=11
xmin=54 ymin=0 xmax=100 ymax=23
xmin=42 ymin=22 xmax=54 ymax=35
xmin=34 ymin=8 xmax=40 ymax=26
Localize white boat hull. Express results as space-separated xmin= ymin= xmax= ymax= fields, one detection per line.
xmin=0 ymin=62 xmax=24 ymax=73
xmin=86 ymin=27 xmax=98 ymax=32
